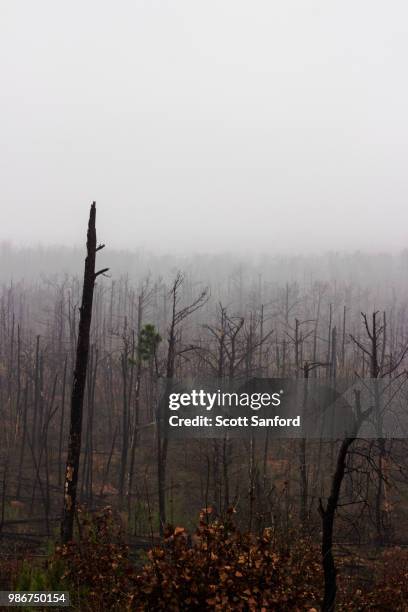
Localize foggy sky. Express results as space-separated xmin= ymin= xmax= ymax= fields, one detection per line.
xmin=1 ymin=1 xmax=408 ymax=254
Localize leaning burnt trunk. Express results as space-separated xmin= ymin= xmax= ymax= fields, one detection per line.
xmin=319 ymin=436 xmax=355 ymax=611
xmin=319 ymin=390 xmax=370 ymax=612
xmin=61 ymin=202 xmax=108 ymax=543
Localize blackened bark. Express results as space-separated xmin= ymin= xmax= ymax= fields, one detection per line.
xmin=319 ymin=436 xmax=355 ymax=612
xmin=61 ymin=202 xmax=108 ymax=543
xmin=319 ymin=391 xmax=370 ymax=612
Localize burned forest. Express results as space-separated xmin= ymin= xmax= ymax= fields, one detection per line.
xmin=0 ymin=205 xmax=408 ymax=610
xmin=3 ymin=0 xmax=408 ymax=607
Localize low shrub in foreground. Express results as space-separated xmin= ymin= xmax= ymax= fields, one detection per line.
xmin=53 ymin=507 xmax=321 ymax=610
xmin=15 ymin=506 xmax=408 ymax=610
xmin=131 ymin=507 xmax=322 ymax=611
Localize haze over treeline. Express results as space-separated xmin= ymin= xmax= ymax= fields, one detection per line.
xmin=1 ymin=240 xmax=408 ymax=289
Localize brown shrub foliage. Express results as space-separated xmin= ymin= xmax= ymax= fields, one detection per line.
xmin=55 ymin=506 xmax=321 ymax=610
xmin=131 ymin=507 xmax=322 ymax=611
xmin=55 ymin=507 xmax=135 ymax=610
xmin=52 ymin=506 xmax=408 ymax=611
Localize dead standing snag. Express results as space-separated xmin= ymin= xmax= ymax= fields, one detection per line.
xmin=319 ymin=390 xmax=372 ymax=612
xmin=61 ymin=202 xmax=108 ymax=543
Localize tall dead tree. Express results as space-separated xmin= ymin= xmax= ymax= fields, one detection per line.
xmin=350 ymin=311 xmax=408 ymax=543
xmin=157 ymin=273 xmax=208 ymax=534
xmin=319 ymin=391 xmax=371 ymax=612
xmin=61 ymin=202 xmax=108 ymax=543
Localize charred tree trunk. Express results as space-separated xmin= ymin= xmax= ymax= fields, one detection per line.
xmin=61 ymin=202 xmax=108 ymax=543
xmin=319 ymin=436 xmax=355 ymax=612
xmin=319 ymin=391 xmax=371 ymax=612
xmin=157 ymin=315 xmax=175 ymax=535
xmin=127 ymin=296 xmax=144 ymax=515
xmin=157 ymin=273 xmax=208 ymax=534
